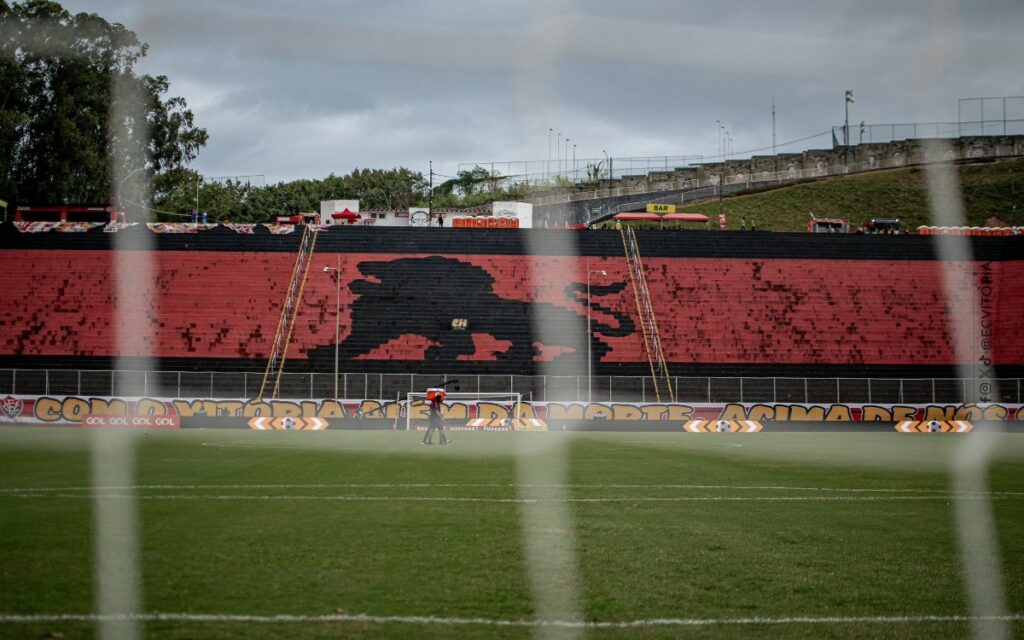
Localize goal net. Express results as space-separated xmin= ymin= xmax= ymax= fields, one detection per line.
xmin=405 ymin=391 xmax=523 ymax=431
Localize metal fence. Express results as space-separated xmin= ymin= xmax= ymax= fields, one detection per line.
xmin=1 ymin=369 xmax=1019 ymax=404
xmin=463 ymin=109 xmax=1024 ymax=193
xmin=455 ymin=155 xmax=705 ymax=189
xmin=832 ymin=119 xmax=1024 ymax=145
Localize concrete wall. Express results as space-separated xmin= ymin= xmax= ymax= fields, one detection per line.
xmin=529 ymin=135 xmax=1024 ymax=226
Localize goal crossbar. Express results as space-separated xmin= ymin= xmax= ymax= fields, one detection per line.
xmin=404 ymin=392 xmax=523 ymax=431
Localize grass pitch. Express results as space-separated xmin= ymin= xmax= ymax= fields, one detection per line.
xmin=2 ymin=428 xmax=1024 ymax=639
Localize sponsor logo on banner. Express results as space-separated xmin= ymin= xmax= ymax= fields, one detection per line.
xmin=81 ymin=414 xmax=180 ymax=429
xmin=1 ymin=395 xmax=24 ymax=420
xmin=895 ymin=420 xmax=973 ymax=433
xmin=684 ymin=419 xmax=763 ymax=433
xmin=247 ymin=417 xmax=328 ymax=431
xmin=5 ymin=394 xmax=1024 ymax=425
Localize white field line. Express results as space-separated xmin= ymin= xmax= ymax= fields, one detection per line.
xmin=2 ymin=493 xmax=1019 ymax=504
xmin=0 ymin=611 xmax=1021 ymax=628
xmin=1 ymin=482 xmax=1021 ymax=496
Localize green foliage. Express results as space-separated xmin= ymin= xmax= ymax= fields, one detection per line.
xmin=685 ymin=159 xmax=1024 ymax=231
xmin=0 ymin=0 xmax=206 ymax=210
xmin=426 ymin=181 xmax=532 ymax=210
xmin=152 ymin=167 xmax=430 ymax=223
xmin=434 ymin=166 xmax=499 ymax=199
xmin=426 ymin=165 xmax=540 ymax=210
xmin=153 ymin=165 xmax=540 ymax=223
xmin=585 ymin=160 xmax=607 ymax=181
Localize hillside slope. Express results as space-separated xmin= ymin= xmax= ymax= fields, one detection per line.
xmin=683 ymin=158 xmax=1024 ymax=232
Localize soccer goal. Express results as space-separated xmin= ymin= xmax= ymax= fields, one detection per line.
xmin=404 ymin=391 xmax=523 ymax=431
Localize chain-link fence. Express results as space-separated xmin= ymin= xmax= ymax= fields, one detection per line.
xmin=833 ymin=119 xmax=1024 ymax=145
xmin=455 ymin=155 xmax=705 ymax=189
xmin=1 ymin=368 xmax=1019 ymax=404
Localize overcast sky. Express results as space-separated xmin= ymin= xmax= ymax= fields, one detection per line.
xmin=57 ymin=0 xmax=1024 ymax=184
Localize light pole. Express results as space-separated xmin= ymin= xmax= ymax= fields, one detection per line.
xmin=564 ymin=137 xmax=570 ymax=179
xmin=587 ymin=269 xmax=607 ymax=404
xmin=323 ymin=257 xmax=341 ymax=399
xmin=844 ymin=90 xmax=854 ymax=170
xmin=602 ymin=150 xmax=609 ymax=182
xmin=715 ymin=120 xmax=721 ymax=160
xmin=556 ymin=131 xmax=561 ymax=178
xmin=547 ymin=128 xmax=553 ymax=182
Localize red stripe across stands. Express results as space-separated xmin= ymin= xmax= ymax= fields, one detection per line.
xmin=0 ymin=249 xmax=1021 ymax=368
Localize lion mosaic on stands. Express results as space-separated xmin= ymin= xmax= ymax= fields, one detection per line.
xmin=335 ymin=256 xmax=635 ymax=368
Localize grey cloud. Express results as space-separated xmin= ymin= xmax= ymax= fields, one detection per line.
xmin=51 ymin=0 xmax=1024 ymax=182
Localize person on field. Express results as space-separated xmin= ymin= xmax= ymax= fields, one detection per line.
xmin=422 ymin=388 xmax=449 ymax=445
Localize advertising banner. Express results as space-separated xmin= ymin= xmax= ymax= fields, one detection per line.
xmin=1 ymin=394 xmax=1021 ymax=426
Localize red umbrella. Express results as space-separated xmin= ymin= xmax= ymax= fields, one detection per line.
xmin=331 ymin=208 xmax=361 ymax=223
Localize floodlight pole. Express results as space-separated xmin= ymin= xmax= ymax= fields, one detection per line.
xmin=548 ymin=128 xmax=553 ymax=182
xmin=323 ymin=257 xmax=341 ymax=399
xmin=556 ymin=132 xmax=561 ymax=178
xmin=844 ymin=90 xmax=854 ymax=171
xmin=587 ymin=269 xmax=607 ymax=404
xmin=719 ymin=173 xmax=724 ymax=224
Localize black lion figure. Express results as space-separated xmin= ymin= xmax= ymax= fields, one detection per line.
xmin=331 ymin=256 xmax=634 ymax=371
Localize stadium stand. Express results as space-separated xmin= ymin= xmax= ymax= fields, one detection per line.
xmin=0 ymin=225 xmax=1021 ymax=379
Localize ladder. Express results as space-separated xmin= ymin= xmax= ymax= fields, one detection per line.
xmin=258 ymin=225 xmax=319 ymax=400
xmin=620 ymin=226 xmax=675 ymax=402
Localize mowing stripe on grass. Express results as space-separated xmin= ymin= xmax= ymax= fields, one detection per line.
xmin=1 ymin=493 xmax=1019 ymax=503
xmin=1 ymin=483 xmax=1021 ymax=496
xmin=0 ymin=612 xmax=1021 ymax=628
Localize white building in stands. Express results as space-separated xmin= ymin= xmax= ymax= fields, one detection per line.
xmin=319 ymin=200 xmax=533 ymax=228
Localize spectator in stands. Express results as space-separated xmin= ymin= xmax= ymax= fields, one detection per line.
xmin=191 ymin=210 xmax=198 ymax=224
xmin=438 ymin=215 xmax=444 ymax=227
xmin=741 ymin=218 xmax=747 ymax=231
xmin=202 ymin=211 xmax=208 ymax=224
xmin=751 ymin=217 xmax=757 ymax=231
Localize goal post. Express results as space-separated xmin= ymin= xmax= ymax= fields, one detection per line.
xmin=405 ymin=391 xmax=523 ymax=431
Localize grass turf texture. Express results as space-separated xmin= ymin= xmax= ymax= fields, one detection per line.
xmin=1 ymin=428 xmax=1023 ymax=639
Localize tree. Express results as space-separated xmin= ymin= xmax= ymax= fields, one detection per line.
xmin=0 ymin=0 xmax=207 ymax=212
xmin=454 ymin=166 xmax=490 ymax=196
xmin=585 ymin=160 xmax=606 ymax=182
